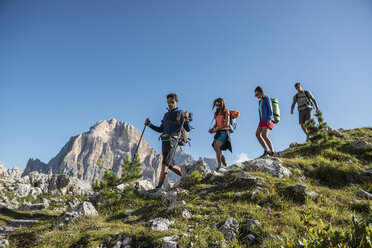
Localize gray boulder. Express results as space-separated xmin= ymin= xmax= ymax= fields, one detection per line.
xmin=250 ymin=186 xmax=264 ymax=201
xmin=287 ymin=184 xmax=317 ymax=203
xmin=167 ymin=200 xmax=186 ymax=212
xmin=166 ymin=188 xmax=189 ymax=203
xmin=134 ymin=179 xmax=154 ymax=191
xmin=26 ymin=171 xmax=92 ymax=195
xmin=181 ymin=159 xmax=211 ymax=177
xmin=181 ymin=209 xmax=192 ymax=219
xmin=112 ymin=236 xmax=131 ymax=248
xmin=242 ymin=234 xmax=256 ymax=246
xmin=13 ymin=183 xmax=31 ymax=198
xmin=18 ymin=198 xmax=49 ymax=211
xmin=162 ymin=236 xmax=178 ymax=248
xmin=364 ymin=169 xmax=372 ymax=176
xmin=240 ymin=158 xmax=292 ymax=178
xmin=59 ymin=201 xmax=98 ymax=226
xmin=245 ymin=218 xmax=260 ymax=232
xmin=325 ymin=126 xmax=343 ymax=137
xmin=0 ymin=197 xmax=18 ymax=209
xmin=219 ymin=218 xmax=239 ymax=241
xmin=348 ymin=140 xmax=371 ymax=150
xmin=289 ymin=142 xmax=299 ymax=148
xmin=357 ymin=190 xmax=372 ymax=200
xmin=29 ymin=187 xmax=43 ymax=198
xmin=0 ymin=239 xmax=9 ymax=248
xmin=0 ymin=162 xmax=7 ymax=176
xmin=148 ymin=218 xmax=175 ymax=231
xmin=232 ymin=170 xmax=262 ymax=181
xmin=7 ymin=167 xmax=23 ymax=179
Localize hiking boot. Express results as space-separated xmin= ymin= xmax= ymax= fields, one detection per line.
xmin=216 ymin=163 xmax=222 ymax=171
xmin=261 ymin=150 xmax=269 ymax=157
xmin=155 ymin=181 xmax=164 ymax=189
xmin=268 ymin=151 xmax=275 ymax=156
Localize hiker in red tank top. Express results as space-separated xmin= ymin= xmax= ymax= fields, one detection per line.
xmin=208 ymin=98 xmax=231 ymax=171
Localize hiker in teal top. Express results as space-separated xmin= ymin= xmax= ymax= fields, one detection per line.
xmin=255 ymin=86 xmax=275 ymax=157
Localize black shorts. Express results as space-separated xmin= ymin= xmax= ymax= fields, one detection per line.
xmin=162 ymin=141 xmax=176 ymax=168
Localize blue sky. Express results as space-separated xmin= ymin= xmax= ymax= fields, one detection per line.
xmin=1 ymin=0 xmax=371 ymax=169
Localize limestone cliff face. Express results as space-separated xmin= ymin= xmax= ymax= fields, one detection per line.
xmin=22 ymin=119 xmax=162 ymax=184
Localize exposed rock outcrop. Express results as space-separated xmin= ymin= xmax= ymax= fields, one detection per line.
xmin=234 ymin=158 xmax=292 ymax=178
xmin=59 ymin=201 xmax=98 ymax=226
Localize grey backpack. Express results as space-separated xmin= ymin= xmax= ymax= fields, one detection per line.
xmin=173 ymin=110 xmax=191 ymax=147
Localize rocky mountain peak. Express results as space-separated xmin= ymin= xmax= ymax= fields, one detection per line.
xmin=22 ymin=119 xmax=161 ymax=184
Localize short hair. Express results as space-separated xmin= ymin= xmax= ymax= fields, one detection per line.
xmin=254 ymin=86 xmax=265 ymax=96
xmin=294 ymin=82 xmax=302 ymax=88
xmin=166 ymin=93 xmax=178 ymax=102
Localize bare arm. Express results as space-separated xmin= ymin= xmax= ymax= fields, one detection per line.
xmin=291 ymin=95 xmax=297 ymax=113
xmin=308 ymin=91 xmax=319 ymax=109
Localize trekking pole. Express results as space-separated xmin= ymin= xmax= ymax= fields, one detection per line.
xmin=168 ymin=116 xmax=186 ymax=166
xmin=208 ymin=117 xmax=215 ymax=131
xmin=131 ymin=124 xmax=147 ymax=167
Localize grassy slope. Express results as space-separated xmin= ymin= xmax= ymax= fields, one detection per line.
xmin=4 ymin=127 xmax=372 ymax=248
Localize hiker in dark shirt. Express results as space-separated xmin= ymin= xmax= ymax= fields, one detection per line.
xmin=255 ymin=86 xmax=275 ymax=157
xmin=145 ymin=93 xmax=191 ymax=189
xmin=291 ymin=82 xmax=319 ymax=140
xmin=208 ymin=98 xmax=232 ymax=171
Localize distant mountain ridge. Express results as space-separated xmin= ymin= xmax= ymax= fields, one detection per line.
xmin=22 ymin=118 xmax=217 ymax=185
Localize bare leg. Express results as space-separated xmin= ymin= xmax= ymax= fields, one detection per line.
xmin=300 ymin=123 xmax=308 ymax=135
xmin=158 ymin=164 xmax=169 ymax=185
xmin=213 ymin=140 xmax=223 ymax=164
xmin=221 ymin=154 xmax=227 ymax=166
xmin=256 ymin=126 xmax=267 ymax=150
xmin=169 ymin=165 xmax=182 ymax=176
xmin=262 ymin=127 xmax=274 ymax=153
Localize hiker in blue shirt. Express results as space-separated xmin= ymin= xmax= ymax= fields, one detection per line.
xmin=255 ymin=86 xmax=275 ymax=157
xmin=145 ymin=93 xmax=191 ymax=189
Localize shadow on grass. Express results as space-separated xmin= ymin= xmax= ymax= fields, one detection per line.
xmin=68 ymin=235 xmax=89 ymax=248
xmin=106 ymin=202 xmax=167 ymax=225
xmin=0 ymin=207 xmax=57 ymax=220
xmin=0 ymin=207 xmax=58 ymax=248
xmin=338 ymin=145 xmax=372 ymax=164
xmin=305 ymin=164 xmax=366 ymax=188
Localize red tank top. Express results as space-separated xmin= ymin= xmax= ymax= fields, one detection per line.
xmin=214 ymin=110 xmax=230 ymax=131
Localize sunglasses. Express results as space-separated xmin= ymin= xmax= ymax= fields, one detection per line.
xmin=167 ymin=100 xmax=175 ymax=104
xmin=215 ymin=104 xmax=222 ymax=107
xmin=254 ymin=93 xmax=259 ymax=97
xmin=296 ymin=86 xmax=300 ymax=89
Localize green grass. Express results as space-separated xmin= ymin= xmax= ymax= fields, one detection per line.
xmin=4 ymin=127 xmax=372 ymax=247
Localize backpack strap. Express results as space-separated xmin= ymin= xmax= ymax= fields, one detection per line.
xmin=222 ymin=110 xmax=230 ymax=120
xmin=176 ymin=110 xmax=183 ymax=126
